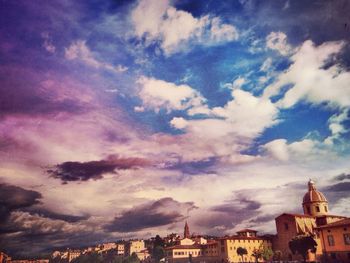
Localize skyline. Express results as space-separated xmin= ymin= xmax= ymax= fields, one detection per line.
xmin=1 ymin=0 xmax=350 ymax=256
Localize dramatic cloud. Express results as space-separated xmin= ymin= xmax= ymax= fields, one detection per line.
xmin=106 ymin=198 xmax=197 ymax=232
xmin=131 ymin=0 xmax=238 ymax=55
xmin=195 ymin=196 xmax=262 ymax=233
xmin=65 ymin=40 xmax=128 ymax=73
xmin=47 ymin=155 xmax=149 ymax=183
xmin=334 ymin=173 xmax=350 ymax=181
xmin=0 ymin=184 xmax=42 ymax=222
xmin=264 ymin=40 xmax=350 ymax=108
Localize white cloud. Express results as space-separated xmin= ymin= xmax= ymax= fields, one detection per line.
xmin=260 ymin=57 xmax=273 ymax=72
xmin=65 ymin=40 xmax=128 ymax=73
xmin=170 ymin=117 xmax=188 ymax=129
xmin=232 ymin=77 xmax=246 ymax=89
xmin=131 ymin=0 xmax=238 ymax=55
xmin=211 ymin=89 xmax=278 ymax=138
xmin=136 ymin=76 xmax=206 ymax=113
xmin=324 ymin=109 xmax=349 ymax=145
xmin=264 ymin=40 xmax=350 ymax=108
xmin=261 ymin=138 xmax=331 ymax=162
xmin=266 ymin=31 xmax=292 ymax=56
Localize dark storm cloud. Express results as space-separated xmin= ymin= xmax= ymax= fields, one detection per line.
xmin=24 ymin=208 xmax=89 ymax=223
xmin=47 ymin=155 xmax=150 ymax=183
xmin=249 ymin=214 xmax=276 ymax=224
xmin=334 ymin=173 xmax=350 ymax=181
xmin=196 ymin=196 xmax=262 ymax=232
xmin=106 ymin=198 xmax=197 ymax=232
xmin=325 ymin=182 xmax=350 ymax=192
xmin=0 ymin=183 xmax=42 ymax=222
xmin=165 ymin=157 xmax=218 ymax=175
xmin=321 ymin=182 xmax=350 ymax=205
xmin=0 ymin=211 xmax=105 ymax=257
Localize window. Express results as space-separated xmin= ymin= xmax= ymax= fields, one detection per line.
xmin=316 ymin=206 xmax=320 ymax=212
xmin=324 ymin=206 xmax=328 ymax=212
xmin=284 ymin=223 xmax=289 ymax=230
xmin=221 ymin=247 xmax=225 ymax=253
xmin=328 ymin=235 xmax=335 ymax=246
xmin=344 ymin=233 xmax=350 ymax=245
xmin=331 ymin=253 xmax=336 ymax=259
xmin=307 ymin=206 xmax=311 ymax=214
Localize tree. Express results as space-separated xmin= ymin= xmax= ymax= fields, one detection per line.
xmin=236 ymin=247 xmax=248 ymax=263
xmin=261 ymin=247 xmax=273 ymax=261
xmin=288 ymin=234 xmax=317 ymax=263
xmin=251 ymin=249 xmax=262 ymax=263
xmin=152 ymin=235 xmax=165 ymax=262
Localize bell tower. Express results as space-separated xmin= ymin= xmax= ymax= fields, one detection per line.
xmin=184 ymin=221 xmax=190 ymax=238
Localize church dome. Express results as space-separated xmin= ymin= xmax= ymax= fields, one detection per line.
xmin=302 ymin=180 xmax=327 ymax=204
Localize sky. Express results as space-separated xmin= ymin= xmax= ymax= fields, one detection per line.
xmin=0 ymin=0 xmax=350 ymax=257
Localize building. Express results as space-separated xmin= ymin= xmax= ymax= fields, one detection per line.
xmin=67 ymin=250 xmax=81 ymax=262
xmin=127 ymin=240 xmax=145 ymax=255
xmin=217 ymin=229 xmax=272 ymax=263
xmin=274 ymin=179 xmax=347 ymax=262
xmin=116 ymin=243 xmax=125 ymax=256
xmin=165 ymin=223 xmax=271 ymax=263
xmin=317 ymin=218 xmax=350 ymax=262
xmin=0 ymin=252 xmax=11 ymax=263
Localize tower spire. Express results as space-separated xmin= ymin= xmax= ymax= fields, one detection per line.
xmin=184 ymin=221 xmax=190 ymax=238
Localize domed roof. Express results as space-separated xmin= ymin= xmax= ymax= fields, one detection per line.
xmin=302 ymin=179 xmax=328 ymax=204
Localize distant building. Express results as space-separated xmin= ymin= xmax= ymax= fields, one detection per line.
xmin=67 ymin=250 xmax=81 ymax=262
xmin=274 ymin=179 xmax=348 ymax=262
xmin=126 ymin=240 xmax=149 ymax=260
xmin=116 ymin=243 xmax=125 ymax=256
xmin=9 ymin=260 xmax=49 ymax=263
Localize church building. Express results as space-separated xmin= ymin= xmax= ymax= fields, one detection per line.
xmin=274 ymin=180 xmax=347 ymax=262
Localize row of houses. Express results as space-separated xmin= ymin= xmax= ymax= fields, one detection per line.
xmin=51 ymin=239 xmax=150 ymax=262
xmin=164 ymin=180 xmax=350 ymax=263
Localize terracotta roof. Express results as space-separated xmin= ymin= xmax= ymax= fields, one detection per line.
xmin=317 ymin=218 xmax=350 ymax=229
xmin=236 ymin=229 xmax=258 ymax=233
xmin=303 ymin=181 xmax=327 ymax=204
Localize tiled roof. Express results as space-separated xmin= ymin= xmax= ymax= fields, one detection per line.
xmin=317 ymin=218 xmax=350 ymax=229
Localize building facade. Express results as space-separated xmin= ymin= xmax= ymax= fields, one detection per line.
xmin=317 ymin=218 xmax=350 ymax=262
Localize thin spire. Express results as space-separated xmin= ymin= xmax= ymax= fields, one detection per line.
xmin=184 ymin=221 xmax=190 ymax=238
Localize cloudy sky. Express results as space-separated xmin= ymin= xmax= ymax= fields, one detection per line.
xmin=1 ymin=0 xmax=350 ymax=256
